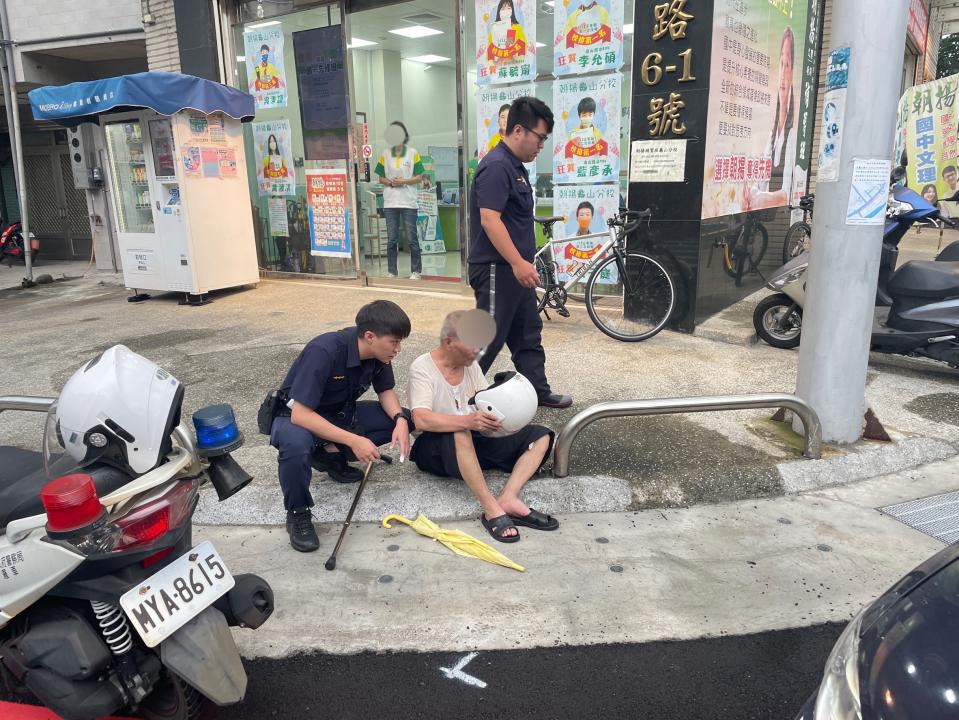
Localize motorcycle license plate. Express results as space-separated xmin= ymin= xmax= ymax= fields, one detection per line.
xmin=120 ymin=541 xmax=235 ymax=648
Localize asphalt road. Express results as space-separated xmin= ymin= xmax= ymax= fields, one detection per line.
xmin=229 ymin=623 xmax=845 ymax=720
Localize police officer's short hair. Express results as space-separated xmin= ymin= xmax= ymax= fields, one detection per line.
xmin=356 ymin=300 xmax=411 ymax=339
xmin=577 ymin=97 xmax=596 ymax=116
xmin=506 ymin=97 xmax=554 ymax=135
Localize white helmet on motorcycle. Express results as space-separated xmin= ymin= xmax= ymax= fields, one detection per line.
xmin=56 ymin=345 xmax=184 ymax=476
xmin=469 ymin=371 xmax=538 ymax=437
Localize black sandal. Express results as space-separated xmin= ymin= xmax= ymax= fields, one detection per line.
xmin=481 ymin=513 xmax=520 ymax=543
xmin=507 ymin=508 xmax=559 ymax=531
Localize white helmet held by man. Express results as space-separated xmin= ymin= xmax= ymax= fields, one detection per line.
xmin=469 ymin=371 xmax=538 ymax=437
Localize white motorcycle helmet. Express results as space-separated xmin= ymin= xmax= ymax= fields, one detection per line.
xmin=56 ymin=345 xmax=184 ymax=476
xmin=469 ymin=371 xmax=538 ymax=437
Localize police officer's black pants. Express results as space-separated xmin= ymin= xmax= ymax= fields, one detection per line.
xmin=469 ymin=261 xmax=550 ymax=396
xmin=270 ymin=400 xmax=408 ymax=511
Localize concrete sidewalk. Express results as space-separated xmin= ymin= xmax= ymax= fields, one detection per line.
xmin=205 ymin=456 xmax=955 ymax=658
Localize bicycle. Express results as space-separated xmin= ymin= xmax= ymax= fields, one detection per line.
xmin=533 ymin=209 xmax=676 ymax=342
xmin=783 ymin=193 xmax=814 ymax=263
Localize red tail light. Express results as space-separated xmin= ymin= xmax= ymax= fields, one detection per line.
xmin=40 ymin=474 xmax=104 ymax=533
xmin=113 ymin=480 xmax=198 ymax=552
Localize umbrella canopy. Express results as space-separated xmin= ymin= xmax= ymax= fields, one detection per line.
xmin=382 ymin=513 xmax=525 ymax=572
xmin=28 ymin=71 xmax=255 ymax=127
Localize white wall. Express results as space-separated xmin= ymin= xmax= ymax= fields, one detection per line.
xmin=7 ymin=0 xmax=142 ymax=44
xmin=398 ymin=60 xmax=458 ymax=150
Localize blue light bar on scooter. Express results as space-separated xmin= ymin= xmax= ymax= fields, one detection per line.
xmin=192 ymin=404 xmax=242 ymax=455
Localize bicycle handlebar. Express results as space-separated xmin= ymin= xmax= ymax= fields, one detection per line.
xmin=609 ymin=208 xmax=651 ymax=234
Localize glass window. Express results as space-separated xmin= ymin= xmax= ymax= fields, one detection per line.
xmin=104 ymin=120 xmax=154 ymax=234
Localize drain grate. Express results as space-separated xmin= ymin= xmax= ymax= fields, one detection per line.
xmin=881 ymin=490 xmax=959 ymax=544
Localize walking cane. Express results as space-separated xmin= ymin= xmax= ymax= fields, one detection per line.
xmin=324 ymin=460 xmax=375 ymax=571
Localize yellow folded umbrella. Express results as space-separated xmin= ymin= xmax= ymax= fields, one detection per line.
xmin=382 ymin=513 xmax=525 ymax=572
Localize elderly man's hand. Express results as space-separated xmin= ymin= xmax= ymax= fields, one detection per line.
xmin=464 ymin=412 xmax=503 ymax=433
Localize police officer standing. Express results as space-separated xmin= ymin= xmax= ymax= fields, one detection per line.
xmin=270 ymin=300 xmax=413 ymax=552
xmin=469 ymin=96 xmax=572 ymax=409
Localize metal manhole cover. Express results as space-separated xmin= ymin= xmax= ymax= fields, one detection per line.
xmin=881 ymin=490 xmax=959 ymax=544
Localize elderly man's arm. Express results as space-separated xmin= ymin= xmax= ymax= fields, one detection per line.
xmin=412 ymin=407 xmax=502 ymax=434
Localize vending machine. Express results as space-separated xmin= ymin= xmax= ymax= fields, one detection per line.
xmin=29 ymin=72 xmax=259 ymax=303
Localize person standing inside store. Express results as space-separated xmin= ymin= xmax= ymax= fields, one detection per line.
xmin=374 ymin=121 xmax=425 ymax=280
xmin=469 ymin=96 xmax=572 ymax=409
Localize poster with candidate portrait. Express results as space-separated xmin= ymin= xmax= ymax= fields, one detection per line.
xmin=551 ymin=184 xmax=619 ymax=283
xmin=476 ymin=0 xmax=536 ymax=86
xmin=244 ymin=27 xmax=288 ymax=110
xmin=700 ymin=0 xmax=817 ymax=219
xmin=552 ymin=73 xmax=621 ymax=184
xmin=477 ymin=84 xmax=534 ymax=161
xmin=894 ymin=75 xmax=959 ymax=208
xmin=553 ymin=0 xmax=624 ymax=76
xmin=252 ymin=120 xmax=295 ymax=196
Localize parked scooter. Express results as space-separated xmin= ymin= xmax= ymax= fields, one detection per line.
xmin=753 ymin=183 xmax=959 ymax=368
xmin=0 ymin=345 xmax=274 ymax=720
xmin=0 ymin=221 xmax=38 ymax=266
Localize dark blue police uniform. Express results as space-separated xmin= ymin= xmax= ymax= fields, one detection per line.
xmin=270 ymin=327 xmax=404 ymax=510
xmin=468 ymin=141 xmax=551 ymax=396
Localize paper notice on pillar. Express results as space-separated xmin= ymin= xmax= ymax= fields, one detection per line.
xmin=200 ymin=148 xmax=220 ymax=178
xmin=182 ymin=146 xmax=202 ymax=178
xmin=244 ymin=27 xmax=288 ymax=110
xmin=551 ymin=184 xmax=619 ymax=284
xmin=268 ymin=197 xmax=289 ymax=237
xmin=629 ymin=139 xmax=686 ymax=183
xmin=553 ymin=0 xmax=624 ymax=76
xmin=253 ymin=120 xmax=295 ymax=196
xmin=207 ymin=114 xmax=226 ymax=144
xmin=306 ymin=169 xmax=351 ymax=258
xmin=217 ymin=149 xmax=237 ymax=177
xmin=845 ymin=158 xmax=891 ymax=226
xmin=552 ymin=73 xmax=620 ymax=184
xmin=818 ymin=47 xmax=850 ymax=184
xmin=476 ymin=0 xmax=536 ymax=85
xmin=188 ymin=114 xmax=209 ymax=142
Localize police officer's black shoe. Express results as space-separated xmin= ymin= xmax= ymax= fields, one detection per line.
xmin=537 ymin=392 xmax=573 ymax=409
xmin=286 ymin=507 xmax=319 ymax=552
xmin=312 ymin=450 xmax=364 ymax=483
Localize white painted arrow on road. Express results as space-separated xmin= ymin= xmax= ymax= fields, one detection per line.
xmin=439 ymin=652 xmax=488 ymax=689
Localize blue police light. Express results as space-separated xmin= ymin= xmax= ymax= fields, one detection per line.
xmin=192 ymin=404 xmax=242 ymax=455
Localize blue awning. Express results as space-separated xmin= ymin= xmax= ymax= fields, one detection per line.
xmin=28 ymin=71 xmax=255 ymax=127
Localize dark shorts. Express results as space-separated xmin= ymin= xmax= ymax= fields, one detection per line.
xmin=409 ymin=424 xmax=554 ymax=480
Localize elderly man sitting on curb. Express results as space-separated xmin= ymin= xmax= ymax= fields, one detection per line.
xmin=408 ymin=309 xmax=558 ymax=543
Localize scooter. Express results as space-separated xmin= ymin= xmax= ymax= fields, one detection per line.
xmin=0 ymin=345 xmax=274 ymax=720
xmin=753 ymin=184 xmax=959 ymax=368
xmin=0 ymin=221 xmax=38 ymax=266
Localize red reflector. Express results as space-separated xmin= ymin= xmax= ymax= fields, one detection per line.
xmin=40 ymin=474 xmax=103 ymax=532
xmin=118 ymin=507 xmax=170 ymax=548
xmin=141 ymin=546 xmax=176 ymax=569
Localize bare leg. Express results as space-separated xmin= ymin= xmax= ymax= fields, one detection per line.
xmin=453 ymin=430 xmax=517 ymax=539
xmin=497 ymin=435 xmax=551 ymax=517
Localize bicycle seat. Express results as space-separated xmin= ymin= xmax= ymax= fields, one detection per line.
xmin=533 ymin=215 xmax=565 ymax=225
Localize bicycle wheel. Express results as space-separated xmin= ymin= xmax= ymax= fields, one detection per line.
xmin=534 ymin=255 xmax=552 ymax=312
xmin=585 ymin=252 xmax=675 ymax=341
xmin=783 ymin=221 xmax=811 ymax=264
xmin=745 ymin=223 xmax=768 ymax=273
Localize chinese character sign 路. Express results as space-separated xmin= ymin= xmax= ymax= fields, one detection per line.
xmin=553 ymin=0 xmax=624 ymax=76
xmin=476 ymin=0 xmax=536 ymax=85
xmin=552 ymin=73 xmax=621 ymax=184
xmin=244 ymin=27 xmax=288 ymax=110
xmin=252 ymin=120 xmax=295 ymax=196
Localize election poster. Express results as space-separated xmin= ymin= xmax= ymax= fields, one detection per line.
xmin=477 ymin=84 xmax=535 ymax=160
xmin=306 ymin=169 xmax=352 ymax=258
xmin=552 ymin=73 xmax=621 ymax=184
xmin=894 ymin=75 xmax=959 ymax=208
xmin=252 ymin=120 xmax=295 ymax=196
xmin=553 ymin=0 xmax=624 ymax=76
xmin=700 ymin=0 xmax=817 ymax=219
xmin=244 ymin=27 xmax=288 ymax=110
xmin=551 ymin=184 xmax=619 ymax=284
xmin=476 ymin=0 xmax=536 ymax=86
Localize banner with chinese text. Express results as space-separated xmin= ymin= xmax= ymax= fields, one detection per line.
xmin=700 ymin=0 xmax=814 ymax=219
xmin=244 ymin=27 xmax=288 ymax=110
xmin=252 ymin=120 xmax=295 ymax=196
xmin=306 ymin=169 xmax=351 ymax=258
xmin=553 ymin=0 xmax=624 ymax=76
xmin=894 ymin=75 xmax=959 ymax=206
xmin=476 ymin=0 xmax=536 ymax=85
xmin=552 ymin=73 xmax=621 ymax=184
xmin=551 ymin=184 xmax=619 ymax=284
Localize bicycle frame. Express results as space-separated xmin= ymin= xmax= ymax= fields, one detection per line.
xmin=535 ymin=224 xmax=620 ymax=289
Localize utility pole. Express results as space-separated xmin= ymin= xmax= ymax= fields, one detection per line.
xmin=795 ymin=0 xmax=910 ymax=443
